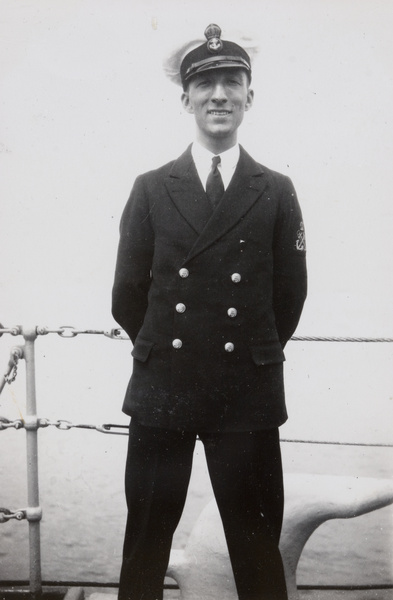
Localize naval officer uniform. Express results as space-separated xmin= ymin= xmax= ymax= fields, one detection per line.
xmin=112 ymin=23 xmax=307 ymax=600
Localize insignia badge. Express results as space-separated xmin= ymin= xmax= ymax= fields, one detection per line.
xmin=204 ymin=23 xmax=223 ymax=53
xmin=295 ymin=221 xmax=306 ymax=252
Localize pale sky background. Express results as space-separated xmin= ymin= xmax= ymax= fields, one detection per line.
xmin=1 ymin=1 xmax=392 ymax=444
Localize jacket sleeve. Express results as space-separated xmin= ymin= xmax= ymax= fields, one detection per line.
xmin=111 ymin=175 xmax=154 ymax=344
xmin=272 ymin=176 xmax=307 ymax=348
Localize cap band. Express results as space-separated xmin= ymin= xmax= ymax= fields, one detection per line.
xmin=183 ymin=55 xmax=251 ymax=82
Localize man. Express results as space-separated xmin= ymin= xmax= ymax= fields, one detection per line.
xmin=112 ymin=24 xmax=307 ymax=600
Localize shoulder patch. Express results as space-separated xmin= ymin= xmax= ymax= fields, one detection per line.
xmin=295 ymin=221 xmax=306 ymax=252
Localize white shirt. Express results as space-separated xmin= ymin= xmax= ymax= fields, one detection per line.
xmin=191 ymin=141 xmax=240 ymax=191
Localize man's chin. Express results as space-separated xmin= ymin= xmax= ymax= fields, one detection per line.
xmin=206 ymin=126 xmax=233 ymax=138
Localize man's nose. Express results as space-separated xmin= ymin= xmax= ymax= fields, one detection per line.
xmin=211 ymin=83 xmax=228 ymax=102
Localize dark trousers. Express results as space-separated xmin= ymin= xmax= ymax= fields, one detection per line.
xmin=118 ymin=420 xmax=287 ymax=600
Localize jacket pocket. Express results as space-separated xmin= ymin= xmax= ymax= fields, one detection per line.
xmin=131 ymin=337 xmax=154 ymax=363
xmin=250 ymin=342 xmax=285 ymax=366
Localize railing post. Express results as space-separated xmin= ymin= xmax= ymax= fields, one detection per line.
xmin=23 ymin=326 xmax=42 ymax=599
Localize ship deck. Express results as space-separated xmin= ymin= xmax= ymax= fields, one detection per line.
xmin=2 ymin=585 xmax=393 ymax=600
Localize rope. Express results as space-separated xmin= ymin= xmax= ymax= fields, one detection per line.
xmin=1 ymin=581 xmax=392 ymax=592
xmin=0 ymin=417 xmax=391 ymax=447
xmin=280 ymin=438 xmax=393 ymax=448
xmin=1 ymin=323 xmax=392 ymax=446
xmin=1 ymin=325 xmax=393 ymax=342
xmin=292 ymin=336 xmax=393 ymax=343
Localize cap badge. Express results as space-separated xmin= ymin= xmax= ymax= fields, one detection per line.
xmin=204 ymin=23 xmax=223 ymax=53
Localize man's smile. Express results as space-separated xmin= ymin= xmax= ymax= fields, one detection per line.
xmin=208 ymin=109 xmax=232 ymax=116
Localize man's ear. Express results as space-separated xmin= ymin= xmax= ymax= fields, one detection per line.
xmin=181 ymin=92 xmax=194 ymax=114
xmin=245 ymin=89 xmax=254 ymax=112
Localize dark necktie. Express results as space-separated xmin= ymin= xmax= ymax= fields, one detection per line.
xmin=206 ymin=155 xmax=225 ymax=209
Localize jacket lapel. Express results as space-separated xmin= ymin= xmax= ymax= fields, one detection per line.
xmin=164 ymin=145 xmax=268 ymax=261
xmin=185 ymin=146 xmax=268 ymax=261
xmin=164 ymin=146 xmax=213 ymax=235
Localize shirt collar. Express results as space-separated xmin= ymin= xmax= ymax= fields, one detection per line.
xmin=191 ymin=141 xmax=240 ymax=190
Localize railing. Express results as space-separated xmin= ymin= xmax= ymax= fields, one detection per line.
xmin=0 ymin=324 xmax=392 ymax=598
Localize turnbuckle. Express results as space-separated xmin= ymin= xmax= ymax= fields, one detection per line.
xmin=36 ymin=325 xmax=129 ymax=339
xmin=0 ymin=506 xmax=42 ymax=524
xmin=0 ymin=417 xmax=24 ymax=431
xmin=0 ymin=508 xmax=26 ymax=523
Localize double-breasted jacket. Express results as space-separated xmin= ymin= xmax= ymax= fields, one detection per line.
xmin=112 ymin=145 xmax=307 ymax=432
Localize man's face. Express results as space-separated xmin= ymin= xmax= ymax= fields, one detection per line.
xmin=181 ymin=68 xmax=254 ymax=148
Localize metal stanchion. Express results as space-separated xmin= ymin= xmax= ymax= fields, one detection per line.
xmin=23 ymin=327 xmax=42 ymax=599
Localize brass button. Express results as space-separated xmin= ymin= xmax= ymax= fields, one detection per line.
xmin=172 ymin=339 xmax=183 ymax=349
xmin=176 ymin=303 xmax=186 ymax=313
xmin=224 ymin=342 xmax=235 ymax=352
xmin=227 ymin=307 xmax=237 ymax=318
xmin=231 ymin=273 xmax=241 ymax=283
xmin=179 ymin=268 xmax=189 ymax=278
